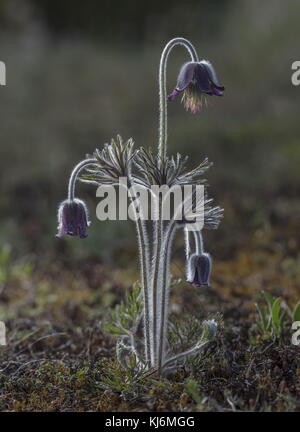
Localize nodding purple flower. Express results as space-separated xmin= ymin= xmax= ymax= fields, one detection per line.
xmin=187 ymin=253 xmax=212 ymax=287
xmin=56 ymin=198 xmax=91 ymax=239
xmin=168 ymin=60 xmax=224 ymax=113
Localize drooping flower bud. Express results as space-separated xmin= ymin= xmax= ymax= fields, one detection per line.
xmin=168 ymin=60 xmax=224 ymax=113
xmin=186 ymin=253 xmax=212 ymax=287
xmin=56 ymin=198 xmax=91 ymax=239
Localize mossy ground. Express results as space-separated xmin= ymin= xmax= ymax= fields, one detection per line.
xmin=0 ymin=224 xmax=299 ymax=412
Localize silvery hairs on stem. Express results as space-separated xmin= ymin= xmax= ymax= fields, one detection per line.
xmin=56 ymin=38 xmax=224 ymax=378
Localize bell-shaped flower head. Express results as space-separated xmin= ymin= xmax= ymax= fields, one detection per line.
xmin=56 ymin=198 xmax=91 ymax=239
xmin=186 ymin=252 xmax=212 ymax=287
xmin=168 ymin=60 xmax=224 ymax=113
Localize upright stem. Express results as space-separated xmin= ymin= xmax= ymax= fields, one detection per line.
xmin=157 ymin=226 xmax=203 ymax=375
xmin=127 ymin=180 xmax=151 ymax=367
xmin=158 ymin=38 xmax=198 ymax=164
xmin=157 ymin=222 xmax=177 ymax=376
xmin=151 ymin=200 xmax=162 ymax=366
xmin=193 ymin=230 xmax=204 ymax=255
xmin=184 ymin=226 xmax=191 ymax=260
xmin=134 ymin=218 xmax=151 ymax=367
xmin=184 ymin=226 xmax=191 ymax=278
xmin=154 ymin=38 xmax=199 ymax=374
xmin=68 ymin=158 xmax=97 ymax=201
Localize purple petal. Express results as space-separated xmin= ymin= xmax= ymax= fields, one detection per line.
xmin=176 ymin=62 xmax=198 ymax=91
xmin=168 ymin=88 xmax=181 ymax=101
xmin=199 ymin=60 xmax=225 ymax=95
xmin=194 ymin=64 xmax=212 ymax=94
xmin=212 ymin=87 xmax=224 ymax=96
xmin=197 ymin=254 xmax=211 ymax=285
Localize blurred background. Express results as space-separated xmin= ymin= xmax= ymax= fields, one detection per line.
xmin=0 ymin=0 xmax=299 ymax=275
xmin=1 ymin=1 xmax=300 ymax=411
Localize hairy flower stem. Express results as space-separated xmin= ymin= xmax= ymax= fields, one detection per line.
xmin=163 ymin=340 xmax=210 ymax=369
xmin=157 ymin=227 xmax=205 ymax=375
xmin=154 ymin=38 xmax=199 ymax=374
xmin=68 ymin=161 xmax=151 ymax=366
xmin=158 ymin=38 xmax=198 ymax=164
xmin=135 ymin=218 xmax=151 ymax=367
xmin=151 ymin=199 xmax=162 ymax=366
xmin=126 ymin=180 xmax=152 ymax=368
xmin=68 ymin=158 xmax=98 ymax=201
xmin=139 ymin=225 xmax=151 ymax=367
xmin=157 ymin=222 xmax=177 ymax=376
xmin=193 ymin=230 xmax=204 ymax=254
xmin=184 ymin=226 xmax=191 ymax=260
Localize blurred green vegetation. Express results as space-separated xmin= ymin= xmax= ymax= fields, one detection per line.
xmin=0 ymin=0 xmax=299 ymax=264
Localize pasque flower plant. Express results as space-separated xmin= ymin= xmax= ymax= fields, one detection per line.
xmin=56 ymin=37 xmax=224 ymax=378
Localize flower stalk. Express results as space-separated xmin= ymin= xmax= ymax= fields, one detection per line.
xmin=68 ymin=158 xmax=98 ymax=201
xmin=127 ymin=179 xmax=151 ymax=367
xmin=155 ymin=38 xmax=200 ymax=374
xmin=158 ymin=38 xmax=199 ymax=164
